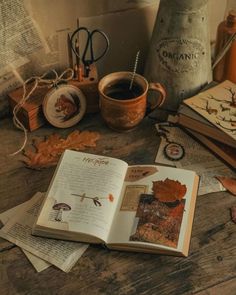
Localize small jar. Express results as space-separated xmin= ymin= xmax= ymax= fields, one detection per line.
xmin=213 ymin=10 xmax=236 ymax=83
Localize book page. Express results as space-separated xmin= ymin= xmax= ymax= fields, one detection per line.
xmin=0 ymin=192 xmax=88 ymax=273
xmin=107 ymin=165 xmax=198 ymax=254
xmin=0 ymin=195 xmax=51 ymax=273
xmin=36 ymin=150 xmax=128 ymax=243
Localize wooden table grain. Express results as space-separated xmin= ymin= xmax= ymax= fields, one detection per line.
xmin=0 ymin=113 xmax=236 ymax=295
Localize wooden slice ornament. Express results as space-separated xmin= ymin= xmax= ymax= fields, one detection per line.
xmin=43 ymin=84 xmax=86 ymax=128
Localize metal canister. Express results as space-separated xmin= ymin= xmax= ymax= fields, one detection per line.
xmin=144 ymin=0 xmax=212 ymax=112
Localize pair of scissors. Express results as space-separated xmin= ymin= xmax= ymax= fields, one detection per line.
xmin=70 ymin=27 xmax=109 ymax=78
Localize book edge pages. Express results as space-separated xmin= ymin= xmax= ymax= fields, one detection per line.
xmin=178 ymin=105 xmax=236 ymax=148
xmin=181 ymin=174 xmax=199 ymax=257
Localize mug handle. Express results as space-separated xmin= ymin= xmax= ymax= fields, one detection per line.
xmin=147 ymin=82 xmax=166 ymax=111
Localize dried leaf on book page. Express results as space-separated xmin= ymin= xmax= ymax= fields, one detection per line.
xmin=215 ymin=176 xmax=236 ymax=195
xmin=152 ymin=178 xmax=187 ymax=203
xmin=23 ymin=130 xmax=100 ymax=169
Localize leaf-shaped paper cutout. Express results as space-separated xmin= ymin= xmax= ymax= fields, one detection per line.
xmin=23 ymin=130 xmax=100 ymax=169
xmin=125 ymin=166 xmax=158 ymax=182
xmin=215 ymin=176 xmax=236 ymax=195
xmin=152 ymin=178 xmax=187 ymax=203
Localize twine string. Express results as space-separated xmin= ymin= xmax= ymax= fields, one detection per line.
xmin=10 ymin=68 xmax=74 ymax=156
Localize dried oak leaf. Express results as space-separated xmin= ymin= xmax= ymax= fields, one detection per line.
xmin=64 ymin=130 xmax=100 ymax=150
xmin=23 ymin=130 xmax=100 ymax=169
xmin=215 ymin=176 xmax=236 ymax=195
xmin=152 ymin=178 xmax=187 ymax=203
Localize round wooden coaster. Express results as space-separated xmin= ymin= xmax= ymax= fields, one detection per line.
xmin=43 ymin=84 xmax=86 ymax=128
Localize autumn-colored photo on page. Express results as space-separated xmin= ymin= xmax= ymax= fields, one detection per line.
xmin=129 ymin=178 xmax=187 ymax=248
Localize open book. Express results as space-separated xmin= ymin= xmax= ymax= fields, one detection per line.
xmin=33 ymin=150 xmax=199 ymax=257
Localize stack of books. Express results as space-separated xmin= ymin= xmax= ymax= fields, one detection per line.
xmin=177 ymin=80 xmax=236 ymax=169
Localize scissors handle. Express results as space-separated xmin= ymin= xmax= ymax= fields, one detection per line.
xmin=70 ymin=27 xmax=109 ymax=65
xmin=70 ymin=27 xmax=109 ymax=77
xmin=88 ymin=29 xmax=110 ymax=63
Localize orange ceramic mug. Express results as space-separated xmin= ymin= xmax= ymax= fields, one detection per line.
xmin=98 ymin=71 xmax=166 ymax=131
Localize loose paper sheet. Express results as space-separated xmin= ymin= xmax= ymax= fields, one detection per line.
xmin=155 ymin=125 xmax=236 ymax=196
xmin=0 ymin=0 xmax=48 ymax=76
xmin=0 ymin=195 xmax=51 ymax=272
xmin=0 ymin=192 xmax=88 ymax=273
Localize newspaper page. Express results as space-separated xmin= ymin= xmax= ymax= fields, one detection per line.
xmin=0 ymin=0 xmax=48 ymax=75
xmin=0 ymin=195 xmax=51 ymax=272
xmin=0 ymin=192 xmax=88 ymax=273
xmin=0 ymin=0 xmax=50 ymax=116
xmin=155 ymin=125 xmax=236 ymax=196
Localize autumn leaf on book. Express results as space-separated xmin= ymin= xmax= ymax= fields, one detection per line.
xmin=152 ymin=178 xmax=187 ymax=204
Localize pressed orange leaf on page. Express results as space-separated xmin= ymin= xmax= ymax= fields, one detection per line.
xmin=152 ymin=178 xmax=187 ymax=203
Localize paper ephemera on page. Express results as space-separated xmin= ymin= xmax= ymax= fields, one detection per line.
xmin=108 ymin=165 xmax=198 ymax=256
xmin=0 ymin=192 xmax=88 ymax=272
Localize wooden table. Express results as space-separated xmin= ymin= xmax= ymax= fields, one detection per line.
xmin=0 ymin=113 xmax=236 ymax=295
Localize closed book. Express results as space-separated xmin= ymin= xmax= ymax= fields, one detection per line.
xmin=178 ymin=104 xmax=236 ymax=148
xmin=182 ymin=80 xmax=236 ymax=148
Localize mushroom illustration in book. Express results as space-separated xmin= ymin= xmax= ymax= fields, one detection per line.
xmin=130 ymin=178 xmax=187 ymax=248
xmin=53 ymin=202 xmax=71 ymax=221
xmin=71 ymin=192 xmax=114 ymax=207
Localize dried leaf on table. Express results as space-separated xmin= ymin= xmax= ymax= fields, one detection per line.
xmin=215 ymin=176 xmax=236 ymax=195
xmin=230 ymin=206 xmax=236 ymax=224
xmin=23 ymin=130 xmax=100 ymax=169
xmin=152 ymin=178 xmax=187 ymax=203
